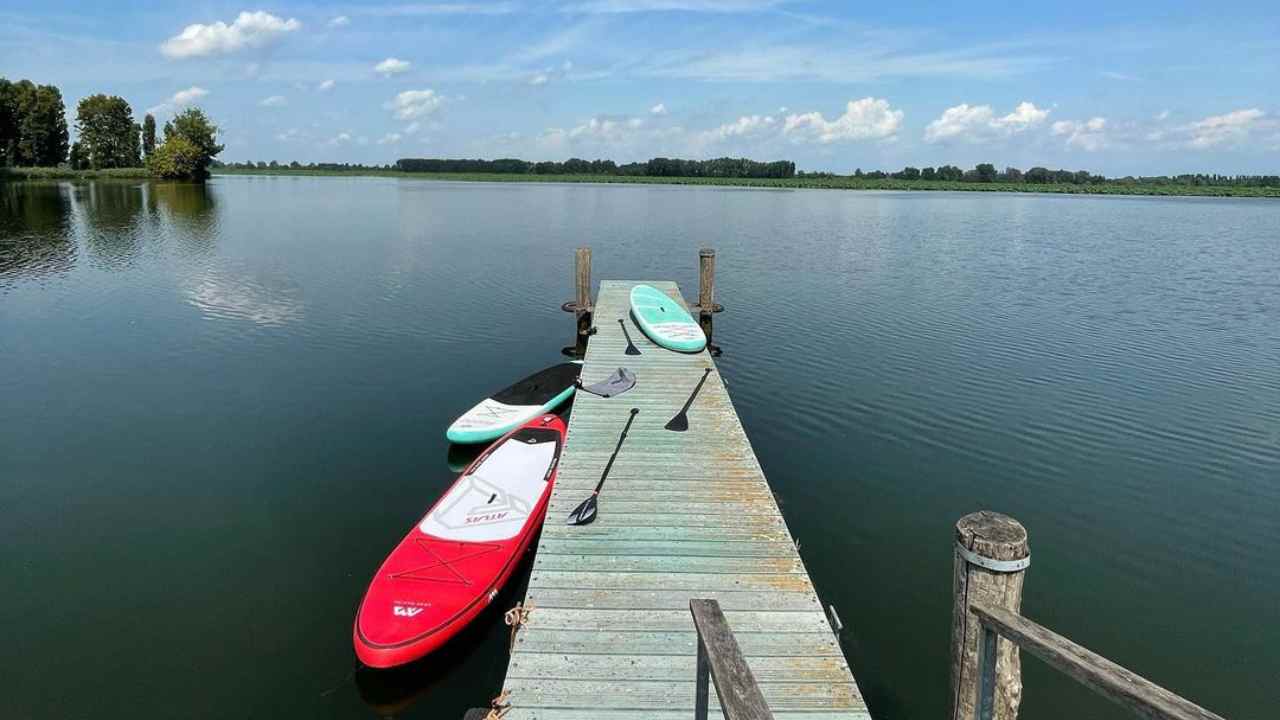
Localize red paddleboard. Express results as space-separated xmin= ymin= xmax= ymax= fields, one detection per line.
xmin=354 ymin=413 xmax=565 ymax=668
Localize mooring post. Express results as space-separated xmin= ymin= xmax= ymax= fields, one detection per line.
xmin=950 ymin=511 xmax=1029 ymax=720
xmin=696 ymin=248 xmax=723 ymax=354
xmin=562 ymin=247 xmax=593 ymax=357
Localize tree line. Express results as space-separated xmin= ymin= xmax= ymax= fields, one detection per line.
xmin=394 ymin=156 xmax=797 ymax=178
xmin=812 ymin=164 xmax=1280 ymax=188
xmin=1 ymin=76 xmax=222 ymax=179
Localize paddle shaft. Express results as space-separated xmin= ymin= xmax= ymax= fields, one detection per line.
xmin=594 ymin=408 xmax=639 ymax=494
xmin=675 ymin=368 xmax=711 ymax=417
xmin=618 ymin=318 xmax=641 ymax=355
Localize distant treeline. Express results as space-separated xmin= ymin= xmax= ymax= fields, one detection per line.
xmin=394 ymin=157 xmax=798 ymax=178
xmin=214 ymin=160 xmax=394 ymax=171
xmin=820 ymin=164 xmax=1280 ymax=188
xmin=214 ymin=157 xmax=1280 ymax=190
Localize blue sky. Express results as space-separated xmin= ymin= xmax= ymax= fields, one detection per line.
xmin=2 ymin=1 xmax=1278 ymax=174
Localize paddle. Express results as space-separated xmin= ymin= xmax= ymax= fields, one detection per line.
xmin=618 ymin=318 xmax=642 ymax=356
xmin=664 ymin=368 xmax=712 ymax=432
xmin=566 ymin=408 xmax=639 ymax=525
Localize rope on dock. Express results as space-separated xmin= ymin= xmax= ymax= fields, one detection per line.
xmin=504 ymin=600 xmax=535 ymax=652
xmin=484 ymin=689 xmax=511 ymax=719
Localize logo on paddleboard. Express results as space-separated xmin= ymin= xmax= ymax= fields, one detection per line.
xmin=393 ymin=605 xmax=424 ymax=617
xmin=432 ymin=475 xmax=531 ymax=530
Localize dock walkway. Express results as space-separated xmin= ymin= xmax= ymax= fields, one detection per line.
xmin=496 ymin=280 xmax=869 ymax=719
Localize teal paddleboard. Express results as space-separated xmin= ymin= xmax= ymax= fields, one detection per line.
xmin=629 ymin=284 xmax=707 ymax=353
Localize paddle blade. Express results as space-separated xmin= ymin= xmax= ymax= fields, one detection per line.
xmin=664 ymin=412 xmax=689 ymax=432
xmin=566 ymin=495 xmax=599 ymax=525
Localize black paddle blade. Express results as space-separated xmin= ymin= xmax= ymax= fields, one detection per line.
xmin=664 ymin=368 xmax=711 ymax=432
xmin=566 ymin=495 xmax=599 ymax=525
xmin=619 ymin=319 xmax=641 ymax=356
xmin=664 ymin=412 xmax=689 ymax=432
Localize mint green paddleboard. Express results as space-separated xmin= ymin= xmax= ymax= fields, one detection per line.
xmin=629 ymin=284 xmax=707 ymax=353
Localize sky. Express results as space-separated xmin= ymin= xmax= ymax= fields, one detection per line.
xmin=2 ymin=1 xmax=1278 ymax=175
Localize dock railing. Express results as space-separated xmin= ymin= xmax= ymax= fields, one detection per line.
xmin=952 ymin=511 xmax=1227 ymax=720
xmin=690 ymin=599 xmax=775 ymax=720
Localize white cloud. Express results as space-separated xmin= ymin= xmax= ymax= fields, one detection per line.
xmin=404 ymin=121 xmax=423 ymax=135
xmin=1100 ymin=70 xmax=1138 ymax=81
xmin=386 ymin=89 xmax=443 ymax=120
xmin=317 ymin=79 xmax=335 ymax=92
xmin=569 ymin=117 xmax=640 ymax=142
xmin=650 ymin=102 xmax=668 ymax=115
xmin=259 ymin=95 xmax=287 ymax=108
xmin=147 ymin=86 xmax=209 ymax=115
xmin=326 ymin=132 xmax=353 ymax=146
xmin=526 ymin=60 xmax=573 ymax=87
xmin=171 ymin=86 xmax=209 ymax=106
xmin=1185 ymin=109 xmax=1266 ymax=149
xmin=378 ymin=132 xmax=402 ymax=145
xmin=160 ymin=11 xmax=301 ymax=59
xmin=276 ymin=128 xmax=303 ymax=142
xmin=923 ymin=104 xmax=992 ymax=143
xmin=991 ymin=101 xmax=1049 ymax=131
xmin=699 ymin=114 xmax=777 ymax=143
xmin=1155 ymin=110 xmax=1170 ymax=121
xmin=375 ymin=57 xmax=412 ymax=76
xmin=328 ymin=15 xmax=350 ymax=28
xmin=783 ymin=97 xmax=903 ymax=143
xmin=924 ymin=100 xmax=1048 ymax=143
xmin=1052 ymin=117 xmax=1108 ymax=151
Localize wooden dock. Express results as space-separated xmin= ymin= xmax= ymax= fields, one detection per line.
xmin=496 ymin=280 xmax=869 ymax=719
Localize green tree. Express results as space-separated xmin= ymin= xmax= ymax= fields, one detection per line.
xmin=151 ymin=107 xmax=222 ymax=179
xmin=128 ymin=122 xmax=142 ymax=167
xmin=142 ymin=114 xmax=156 ymax=158
xmin=974 ymin=163 xmax=998 ymax=183
xmin=0 ymin=78 xmax=16 ymax=165
xmin=147 ymin=134 xmax=204 ymax=179
xmin=77 ymin=94 xmax=139 ymax=169
xmin=68 ymin=141 xmax=86 ymax=170
xmin=0 ymin=79 xmax=68 ymax=167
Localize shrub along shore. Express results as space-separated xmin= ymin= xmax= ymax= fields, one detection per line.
xmin=207 ymin=166 xmax=1280 ymax=198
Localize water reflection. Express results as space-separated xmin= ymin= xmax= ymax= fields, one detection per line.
xmin=446 ymin=443 xmax=485 ymax=474
xmin=0 ymin=182 xmax=76 ymax=283
xmin=0 ymin=180 xmax=220 ymax=282
xmin=182 ymin=262 xmax=305 ymax=326
xmin=73 ymin=181 xmax=149 ymax=270
xmin=152 ymin=183 xmax=219 ymax=258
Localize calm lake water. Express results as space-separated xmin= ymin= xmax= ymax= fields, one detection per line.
xmin=2 ymin=177 xmax=1277 ymax=719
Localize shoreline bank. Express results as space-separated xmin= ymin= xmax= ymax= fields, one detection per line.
xmin=211 ymin=167 xmax=1280 ymax=198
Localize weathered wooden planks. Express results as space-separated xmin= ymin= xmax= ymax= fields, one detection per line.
xmin=494 ymin=281 xmax=868 ymax=719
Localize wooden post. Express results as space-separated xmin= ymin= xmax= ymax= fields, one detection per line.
xmin=571 ymin=247 xmax=593 ymax=357
xmin=690 ymin=599 xmax=774 ymax=720
xmin=950 ymin=512 xmax=1029 ymax=720
xmin=696 ymin=248 xmax=719 ymax=353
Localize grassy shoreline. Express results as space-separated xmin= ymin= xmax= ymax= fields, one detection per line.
xmin=208 ymin=167 xmax=1280 ymax=198
xmin=1 ymin=166 xmax=151 ymax=180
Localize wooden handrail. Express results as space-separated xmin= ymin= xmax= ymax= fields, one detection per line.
xmin=970 ymin=602 xmax=1226 ymax=720
xmin=690 ymin=599 xmax=774 ymax=720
